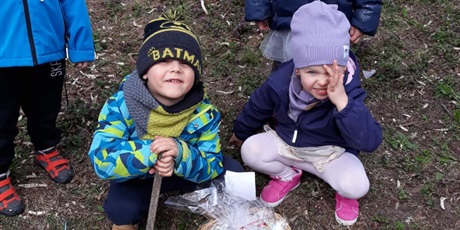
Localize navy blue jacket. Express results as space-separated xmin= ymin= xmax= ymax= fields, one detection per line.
xmin=233 ymin=53 xmax=382 ymax=155
xmin=244 ymin=0 xmax=382 ymax=36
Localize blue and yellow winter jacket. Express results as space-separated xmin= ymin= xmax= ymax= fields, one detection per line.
xmin=233 ymin=52 xmax=382 ymax=155
xmin=244 ymin=0 xmax=382 ymax=36
xmin=0 ymin=0 xmax=94 ymax=67
xmin=88 ymin=75 xmax=224 ymax=183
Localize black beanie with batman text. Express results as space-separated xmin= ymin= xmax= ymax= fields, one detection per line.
xmin=136 ymin=11 xmax=202 ymax=84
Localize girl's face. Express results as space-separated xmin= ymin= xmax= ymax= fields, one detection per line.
xmin=142 ymin=59 xmax=195 ymax=106
xmin=296 ymin=64 xmax=346 ymax=100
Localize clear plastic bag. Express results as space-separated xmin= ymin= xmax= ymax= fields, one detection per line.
xmin=259 ymin=30 xmax=292 ymax=63
xmin=164 ymin=180 xmax=289 ymax=230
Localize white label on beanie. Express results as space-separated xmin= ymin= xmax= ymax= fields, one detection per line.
xmin=343 ymin=45 xmax=350 ymax=61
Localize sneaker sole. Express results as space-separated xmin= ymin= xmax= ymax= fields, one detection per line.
xmin=0 ymin=201 xmax=25 ymax=217
xmin=335 ymin=212 xmax=357 ymax=226
xmin=260 ymin=182 xmax=301 ymax=207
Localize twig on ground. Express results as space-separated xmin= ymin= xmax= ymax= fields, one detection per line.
xmin=400 ymin=121 xmax=419 ymax=127
xmin=216 ymin=90 xmax=234 ymax=95
xmin=201 ymin=0 xmax=208 ymax=15
xmin=440 ymin=102 xmax=453 ymax=118
xmin=27 ymin=211 xmax=46 ymax=216
xmin=128 ymin=53 xmax=137 ymax=64
xmin=18 ymin=183 xmax=47 ymax=188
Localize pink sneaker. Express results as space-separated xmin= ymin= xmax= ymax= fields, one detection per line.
xmin=335 ymin=193 xmax=359 ymax=226
xmin=260 ymin=168 xmax=302 ymax=207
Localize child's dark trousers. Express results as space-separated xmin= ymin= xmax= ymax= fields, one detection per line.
xmin=104 ymin=156 xmax=244 ymax=225
xmin=0 ymin=60 xmax=65 ymax=173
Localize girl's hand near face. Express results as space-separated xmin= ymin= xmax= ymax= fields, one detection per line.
xmin=324 ymin=60 xmax=348 ymax=112
xmin=148 ymin=136 xmax=178 ymax=176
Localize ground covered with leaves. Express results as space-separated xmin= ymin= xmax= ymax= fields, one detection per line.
xmin=1 ymin=0 xmax=459 ymax=229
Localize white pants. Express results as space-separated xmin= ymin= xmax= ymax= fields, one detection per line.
xmin=241 ymin=132 xmax=369 ymax=199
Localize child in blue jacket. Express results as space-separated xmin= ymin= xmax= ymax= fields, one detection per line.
xmin=230 ymin=2 xmax=382 ymax=226
xmin=88 ymin=11 xmax=243 ymax=230
xmin=0 ymin=0 xmax=94 ymax=216
xmin=245 ymin=0 xmax=382 ymax=70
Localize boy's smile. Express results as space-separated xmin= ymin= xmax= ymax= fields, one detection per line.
xmin=143 ymin=59 xmax=195 ymax=106
xmin=165 ymin=79 xmax=183 ymax=83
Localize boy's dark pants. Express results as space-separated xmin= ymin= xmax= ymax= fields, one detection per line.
xmin=0 ymin=60 xmax=65 ymax=173
xmin=104 ymin=156 xmax=244 ymax=225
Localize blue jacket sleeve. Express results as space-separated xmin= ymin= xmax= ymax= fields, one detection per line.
xmin=173 ymin=107 xmax=224 ymax=183
xmin=60 ymin=0 xmax=95 ymax=62
xmin=334 ymin=88 xmax=382 ymax=153
xmin=88 ymin=92 xmax=156 ymax=182
xmin=244 ymin=0 xmax=272 ymax=22
xmin=351 ymin=0 xmax=382 ymax=36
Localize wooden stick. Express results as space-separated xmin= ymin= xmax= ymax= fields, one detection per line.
xmin=146 ymin=172 xmax=163 ymax=230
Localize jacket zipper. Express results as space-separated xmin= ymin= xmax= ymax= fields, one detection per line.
xmin=292 ymin=119 xmax=301 ymax=144
xmin=292 ymin=112 xmax=304 ymax=144
xmin=292 ymin=129 xmax=298 ymax=143
xmin=58 ymin=1 xmax=69 ymax=43
xmin=22 ymin=0 xmax=38 ymax=66
xmin=291 ymin=101 xmax=324 ymax=144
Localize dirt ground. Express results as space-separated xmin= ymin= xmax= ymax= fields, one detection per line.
xmin=1 ymin=0 xmax=459 ymax=229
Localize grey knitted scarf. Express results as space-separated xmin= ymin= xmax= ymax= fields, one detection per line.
xmin=123 ymin=70 xmax=204 ymax=139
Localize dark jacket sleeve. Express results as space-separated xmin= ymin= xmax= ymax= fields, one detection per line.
xmin=232 ymin=81 xmax=278 ymax=141
xmin=334 ymin=85 xmax=382 ymax=153
xmin=244 ymin=0 xmax=272 ymax=22
xmin=351 ymin=0 xmax=382 ymax=36
xmin=233 ymin=61 xmax=294 ymax=140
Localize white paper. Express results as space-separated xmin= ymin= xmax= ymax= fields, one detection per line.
xmin=224 ymin=171 xmax=257 ymax=201
xmin=362 ymin=69 xmax=376 ymax=78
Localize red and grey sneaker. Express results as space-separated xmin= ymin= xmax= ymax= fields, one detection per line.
xmin=35 ymin=148 xmax=74 ymax=184
xmin=0 ymin=171 xmax=25 ymax=216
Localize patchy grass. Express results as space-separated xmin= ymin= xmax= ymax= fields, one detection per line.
xmin=1 ymin=0 xmax=459 ymax=229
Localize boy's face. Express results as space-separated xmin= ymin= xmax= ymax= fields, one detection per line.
xmin=142 ymin=59 xmax=195 ymax=106
xmin=296 ymin=64 xmax=346 ymax=100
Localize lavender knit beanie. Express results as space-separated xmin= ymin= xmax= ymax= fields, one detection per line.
xmin=290 ymin=1 xmax=350 ymax=68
